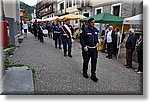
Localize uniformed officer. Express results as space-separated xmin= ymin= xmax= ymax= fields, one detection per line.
xmin=37 ymin=23 xmax=44 ymax=43
xmin=61 ymin=20 xmax=74 ymax=57
xmin=53 ymin=21 xmax=62 ymax=49
xmin=80 ymin=18 xmax=99 ymax=82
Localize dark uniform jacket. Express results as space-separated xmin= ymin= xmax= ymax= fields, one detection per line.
xmin=80 ymin=26 xmax=99 ymax=48
xmin=126 ymin=34 xmax=136 ymax=51
xmin=53 ymin=24 xmax=62 ymax=39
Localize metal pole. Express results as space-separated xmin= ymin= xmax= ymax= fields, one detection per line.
xmin=117 ymin=24 xmax=124 ymax=59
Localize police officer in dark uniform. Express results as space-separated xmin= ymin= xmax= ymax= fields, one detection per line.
xmin=53 ymin=21 xmax=62 ymax=49
xmin=38 ymin=23 xmax=44 ymax=43
xmin=80 ymin=18 xmax=99 ymax=82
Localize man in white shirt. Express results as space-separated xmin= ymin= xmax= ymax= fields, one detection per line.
xmin=106 ymin=26 xmax=115 ymax=59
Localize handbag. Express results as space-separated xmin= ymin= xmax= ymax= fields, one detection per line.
xmin=42 ymin=29 xmax=48 ymax=37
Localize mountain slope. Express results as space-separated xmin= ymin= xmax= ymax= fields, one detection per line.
xmin=20 ymin=1 xmax=35 ymax=20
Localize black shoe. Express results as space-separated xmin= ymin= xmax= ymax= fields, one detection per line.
xmin=126 ymin=66 xmax=132 ymax=68
xmin=59 ymin=47 xmax=62 ymax=49
xmin=83 ymin=73 xmax=89 ymax=79
xmin=124 ymin=64 xmax=128 ymax=66
xmin=55 ymin=46 xmax=57 ymax=48
xmin=64 ymin=54 xmax=67 ymax=57
xmin=108 ymin=57 xmax=112 ymax=59
xmin=68 ymin=55 xmax=72 ymax=58
xmin=106 ymin=56 xmax=109 ymax=58
xmin=90 ymin=75 xmax=98 ymax=82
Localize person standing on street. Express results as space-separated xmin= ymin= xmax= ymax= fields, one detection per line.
xmin=38 ymin=23 xmax=44 ymax=43
xmin=23 ymin=21 xmax=28 ymax=37
xmin=113 ymin=28 xmax=120 ymax=58
xmin=80 ymin=18 xmax=99 ymax=82
xmin=33 ymin=20 xmax=38 ymax=38
xmin=124 ymin=28 xmax=136 ymax=68
xmin=102 ymin=24 xmax=109 ymax=53
xmin=53 ymin=21 xmax=62 ymax=49
xmin=135 ymin=33 xmax=143 ymax=73
xmin=61 ymin=20 xmax=74 ymax=57
xmin=106 ymin=25 xmax=115 ymax=59
xmin=20 ymin=22 xmax=23 ymax=35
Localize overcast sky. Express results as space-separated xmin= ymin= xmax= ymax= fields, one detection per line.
xmin=20 ymin=0 xmax=38 ymax=6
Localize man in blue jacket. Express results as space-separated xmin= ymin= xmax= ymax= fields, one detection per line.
xmin=53 ymin=21 xmax=62 ymax=49
xmin=125 ymin=28 xmax=136 ymax=68
xmin=80 ymin=18 xmax=99 ymax=82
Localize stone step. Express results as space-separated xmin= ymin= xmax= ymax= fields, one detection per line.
xmin=2 ymin=66 xmax=34 ymax=95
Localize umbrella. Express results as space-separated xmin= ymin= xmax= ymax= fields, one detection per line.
xmin=123 ymin=14 xmax=142 ymax=24
xmin=56 ymin=14 xmax=86 ymax=20
xmin=80 ymin=12 xmax=123 ymax=24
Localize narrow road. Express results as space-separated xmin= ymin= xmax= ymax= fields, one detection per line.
xmin=10 ymin=33 xmax=143 ymax=95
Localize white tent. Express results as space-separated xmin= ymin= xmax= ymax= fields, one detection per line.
xmin=31 ymin=19 xmax=42 ymax=23
xmin=117 ymin=14 xmax=143 ymax=59
xmin=123 ymin=14 xmax=143 ymax=24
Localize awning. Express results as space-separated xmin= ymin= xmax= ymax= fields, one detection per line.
xmin=123 ymin=14 xmax=143 ymax=24
xmin=56 ymin=14 xmax=86 ymax=20
xmin=80 ymin=12 xmax=123 ymax=24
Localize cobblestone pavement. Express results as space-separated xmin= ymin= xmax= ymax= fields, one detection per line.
xmin=10 ymin=33 xmax=143 ymax=95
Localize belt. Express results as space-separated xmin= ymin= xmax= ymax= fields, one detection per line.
xmin=54 ymin=31 xmax=61 ymax=33
xmin=87 ymin=46 xmax=97 ymax=49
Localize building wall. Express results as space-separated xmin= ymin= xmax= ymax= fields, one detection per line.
xmin=3 ymin=0 xmax=17 ymax=21
xmin=91 ymin=0 xmax=142 ymax=18
xmin=3 ymin=0 xmax=20 ymax=45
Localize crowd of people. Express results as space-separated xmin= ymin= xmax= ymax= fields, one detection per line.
xmin=20 ymin=18 xmax=143 ymax=82
xmin=22 ymin=19 xmax=75 ymax=58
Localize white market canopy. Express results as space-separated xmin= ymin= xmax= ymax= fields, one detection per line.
xmin=42 ymin=16 xmax=58 ymax=21
xmin=123 ymin=14 xmax=143 ymax=24
xmin=31 ymin=19 xmax=42 ymax=22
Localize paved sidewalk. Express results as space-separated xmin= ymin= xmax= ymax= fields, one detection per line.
xmin=9 ymin=33 xmax=143 ymax=95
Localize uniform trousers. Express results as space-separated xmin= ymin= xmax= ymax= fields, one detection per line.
xmin=82 ymin=48 xmax=98 ymax=75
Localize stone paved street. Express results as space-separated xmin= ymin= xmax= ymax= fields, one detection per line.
xmin=9 ymin=33 xmax=143 ymax=95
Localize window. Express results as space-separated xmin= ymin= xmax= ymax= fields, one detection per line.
xmin=95 ymin=7 xmax=103 ymax=15
xmin=111 ymin=3 xmax=121 ymax=17
xmin=76 ymin=0 xmax=81 ymax=6
xmin=113 ymin=6 xmax=120 ymax=16
xmin=60 ymin=2 xmax=64 ymax=10
xmin=83 ymin=13 xmax=89 ymax=17
xmin=73 ymin=0 xmax=76 ymax=6
xmin=75 ymin=12 xmax=79 ymax=24
xmin=69 ymin=0 xmax=72 ymax=7
xmin=49 ymin=5 xmax=52 ymax=11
